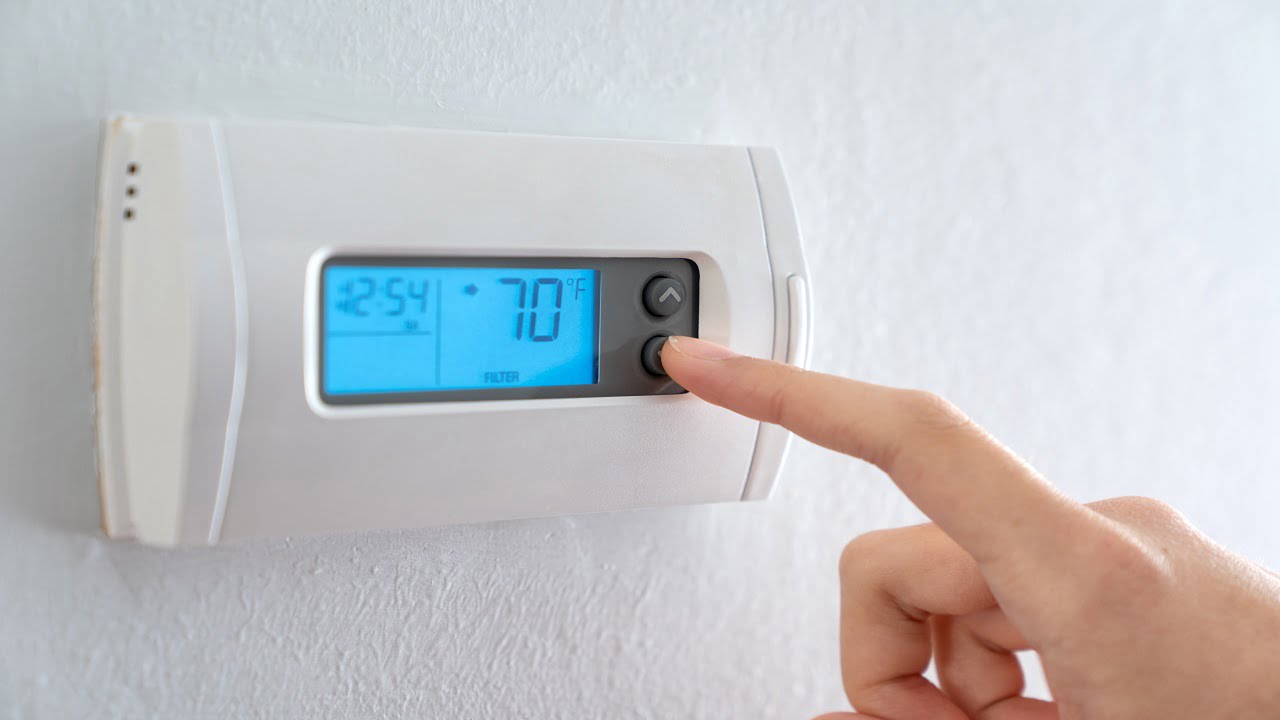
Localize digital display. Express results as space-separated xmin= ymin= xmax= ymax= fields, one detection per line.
xmin=322 ymin=264 xmax=599 ymax=397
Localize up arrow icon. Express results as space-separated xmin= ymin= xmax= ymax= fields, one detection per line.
xmin=644 ymin=277 xmax=687 ymax=317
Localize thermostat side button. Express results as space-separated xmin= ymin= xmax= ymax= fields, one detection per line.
xmin=785 ymin=274 xmax=810 ymax=367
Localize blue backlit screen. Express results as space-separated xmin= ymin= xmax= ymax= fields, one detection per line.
xmin=322 ymin=265 xmax=599 ymax=396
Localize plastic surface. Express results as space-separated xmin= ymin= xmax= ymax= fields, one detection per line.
xmin=94 ymin=117 xmax=808 ymax=545
xmin=786 ymin=275 xmax=812 ymax=367
xmin=94 ymin=118 xmax=242 ymax=545
xmin=741 ymin=147 xmax=812 ymax=501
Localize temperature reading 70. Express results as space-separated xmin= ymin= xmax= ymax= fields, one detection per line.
xmin=499 ymin=276 xmax=588 ymax=342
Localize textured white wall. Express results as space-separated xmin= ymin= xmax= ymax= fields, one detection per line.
xmin=2 ymin=1 xmax=1279 ymax=717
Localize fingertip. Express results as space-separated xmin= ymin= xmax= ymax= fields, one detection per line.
xmin=660 ymin=337 xmax=744 ymax=397
xmin=663 ymin=335 xmax=740 ymax=361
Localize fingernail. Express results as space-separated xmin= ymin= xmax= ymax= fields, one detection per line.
xmin=666 ymin=336 xmax=739 ymax=360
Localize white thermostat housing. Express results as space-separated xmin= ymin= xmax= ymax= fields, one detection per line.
xmin=93 ymin=116 xmax=811 ymax=546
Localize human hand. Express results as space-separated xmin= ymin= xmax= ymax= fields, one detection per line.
xmin=660 ymin=336 xmax=1280 ymax=720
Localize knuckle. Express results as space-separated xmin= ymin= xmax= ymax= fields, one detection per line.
xmin=896 ymin=389 xmax=972 ymax=434
xmin=716 ymin=358 xmax=792 ymax=424
xmin=761 ymin=363 xmax=805 ymax=427
xmin=1093 ymin=495 xmax=1191 ymax=535
xmin=1116 ymin=495 xmax=1183 ymax=523
xmin=762 ymin=371 xmax=793 ymax=426
xmin=1077 ymin=525 xmax=1175 ymax=607
xmin=1011 ymin=517 xmax=1180 ymax=647
xmin=839 ymin=530 xmax=896 ymax=580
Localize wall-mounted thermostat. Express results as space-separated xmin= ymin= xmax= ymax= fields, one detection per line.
xmin=94 ymin=116 xmax=811 ymax=546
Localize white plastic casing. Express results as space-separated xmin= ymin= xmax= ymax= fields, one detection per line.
xmin=94 ymin=117 xmax=810 ymax=546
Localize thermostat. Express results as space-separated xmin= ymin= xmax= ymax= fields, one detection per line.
xmin=93 ymin=116 xmax=811 ymax=546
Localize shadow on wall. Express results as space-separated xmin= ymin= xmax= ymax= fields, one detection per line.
xmin=2 ymin=122 xmax=105 ymax=540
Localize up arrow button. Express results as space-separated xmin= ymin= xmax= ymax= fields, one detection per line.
xmin=643 ymin=276 xmax=688 ymax=318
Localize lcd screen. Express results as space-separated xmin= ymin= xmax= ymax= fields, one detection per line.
xmin=322 ymin=264 xmax=599 ymax=396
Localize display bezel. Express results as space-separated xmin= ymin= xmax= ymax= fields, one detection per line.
xmin=317 ymin=256 xmax=697 ymax=405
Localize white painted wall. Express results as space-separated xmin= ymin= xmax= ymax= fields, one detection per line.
xmin=2 ymin=1 xmax=1278 ymax=716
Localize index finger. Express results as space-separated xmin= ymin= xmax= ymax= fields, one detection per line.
xmin=661 ymin=336 xmax=1090 ymax=570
